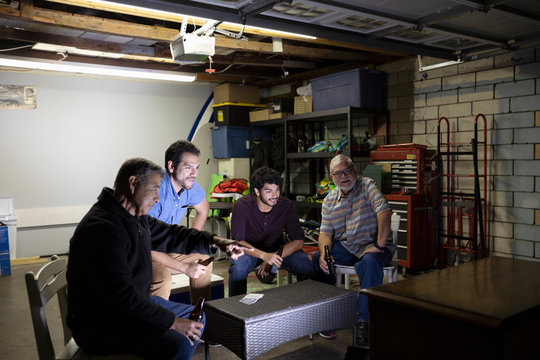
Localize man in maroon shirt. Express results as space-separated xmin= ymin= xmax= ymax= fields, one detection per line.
xmin=228 ymin=166 xmax=316 ymax=296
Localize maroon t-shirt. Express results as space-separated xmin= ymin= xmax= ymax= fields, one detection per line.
xmin=230 ymin=194 xmax=304 ymax=252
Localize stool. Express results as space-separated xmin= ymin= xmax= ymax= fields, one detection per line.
xmin=334 ymin=264 xmax=398 ymax=289
xmin=169 ymin=273 xmax=224 ymax=303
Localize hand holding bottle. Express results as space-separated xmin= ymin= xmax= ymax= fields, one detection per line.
xmin=263 ymin=245 xmax=284 ymax=274
xmin=324 ymin=245 xmax=335 ymax=276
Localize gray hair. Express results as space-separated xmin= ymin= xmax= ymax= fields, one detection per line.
xmin=329 ymin=154 xmax=355 ymax=174
xmin=113 ymin=158 xmax=163 ymax=197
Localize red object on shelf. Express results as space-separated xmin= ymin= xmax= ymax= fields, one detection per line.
xmin=370 ymin=143 xmax=437 ymax=196
xmin=370 ymin=143 xmax=437 ymax=271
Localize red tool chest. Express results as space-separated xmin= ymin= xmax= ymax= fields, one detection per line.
xmin=370 ymin=144 xmax=437 ymax=272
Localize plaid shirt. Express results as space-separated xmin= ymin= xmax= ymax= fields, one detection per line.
xmin=320 ymin=177 xmax=390 ymax=257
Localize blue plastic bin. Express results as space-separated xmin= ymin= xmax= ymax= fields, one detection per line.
xmin=311 ymin=68 xmax=387 ymax=111
xmin=212 ymin=126 xmax=272 ymax=158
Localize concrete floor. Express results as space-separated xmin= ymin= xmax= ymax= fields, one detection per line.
xmin=0 ymin=256 xmax=367 ymax=360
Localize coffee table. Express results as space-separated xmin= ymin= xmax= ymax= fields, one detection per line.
xmin=203 ymin=279 xmax=357 ymax=360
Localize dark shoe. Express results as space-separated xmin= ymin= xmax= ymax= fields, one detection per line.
xmin=319 ymin=329 xmax=336 ymax=340
xmin=356 ymin=322 xmax=368 ymax=345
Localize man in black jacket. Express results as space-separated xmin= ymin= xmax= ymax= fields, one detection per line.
xmin=67 ymin=158 xmax=247 ymax=359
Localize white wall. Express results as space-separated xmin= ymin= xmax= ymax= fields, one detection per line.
xmin=0 ymin=70 xmax=217 ymax=257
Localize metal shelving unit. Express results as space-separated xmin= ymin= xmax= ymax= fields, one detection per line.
xmin=283 ymin=107 xmax=388 ymax=221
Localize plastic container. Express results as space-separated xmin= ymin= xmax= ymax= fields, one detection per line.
xmin=310 ymin=68 xmax=387 ymax=111
xmin=212 ymin=102 xmax=265 ymax=126
xmin=211 ymin=126 xmax=271 ymax=158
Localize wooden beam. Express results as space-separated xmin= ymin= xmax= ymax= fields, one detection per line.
xmin=216 ymin=37 xmax=382 ymax=61
xmin=195 ymin=72 xmax=263 ymax=84
xmin=0 ymin=4 xmax=382 ymax=61
xmin=5 ymin=48 xmax=200 ymax=72
xmin=20 ymin=0 xmax=34 ymax=20
xmin=46 ymin=0 xmax=404 ymax=56
xmin=0 ymin=5 xmax=178 ymax=40
xmin=0 ymin=25 xmax=157 ymax=56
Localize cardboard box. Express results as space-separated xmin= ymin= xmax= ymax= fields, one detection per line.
xmin=269 ymin=112 xmax=290 ymax=119
xmin=294 ymin=96 xmax=313 ymax=114
xmin=249 ymin=108 xmax=272 ymax=122
xmin=218 ymin=158 xmax=250 ymax=179
xmin=169 ymin=273 xmax=224 ymax=304
xmin=214 ymin=83 xmax=260 ymax=104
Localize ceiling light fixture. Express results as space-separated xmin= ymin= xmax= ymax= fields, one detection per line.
xmin=0 ymin=56 xmax=196 ymax=82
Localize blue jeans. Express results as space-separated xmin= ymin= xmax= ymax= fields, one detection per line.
xmin=228 ymin=249 xmax=316 ymax=296
xmin=312 ymin=241 xmax=393 ymax=323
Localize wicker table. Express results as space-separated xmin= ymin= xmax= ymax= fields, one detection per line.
xmin=203 ymin=279 xmax=357 ymax=360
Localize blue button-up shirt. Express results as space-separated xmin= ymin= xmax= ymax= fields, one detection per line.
xmin=148 ymin=173 xmax=206 ymax=225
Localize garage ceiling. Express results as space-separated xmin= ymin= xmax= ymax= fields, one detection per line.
xmin=0 ymin=0 xmax=539 ymax=86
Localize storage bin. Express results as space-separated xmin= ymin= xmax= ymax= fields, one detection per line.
xmin=270 ymin=97 xmax=294 ymax=113
xmin=212 ymin=102 xmax=265 ymax=126
xmin=213 ymin=83 xmax=260 ymax=104
xmin=211 ymin=126 xmax=272 ymax=158
xmin=310 ymin=68 xmax=387 ymax=111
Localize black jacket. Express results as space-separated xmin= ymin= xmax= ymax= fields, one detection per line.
xmin=66 ymin=187 xmax=215 ymax=349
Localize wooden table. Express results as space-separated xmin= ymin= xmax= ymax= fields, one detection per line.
xmin=361 ymin=256 xmax=540 ymax=360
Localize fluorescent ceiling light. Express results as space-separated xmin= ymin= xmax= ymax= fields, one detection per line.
xmin=33 ymin=43 xmax=124 ymax=59
xmin=237 ymin=24 xmax=317 ymax=40
xmin=0 ymin=57 xmax=196 ymax=82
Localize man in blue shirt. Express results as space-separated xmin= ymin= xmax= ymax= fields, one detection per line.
xmin=148 ymin=140 xmax=211 ymax=304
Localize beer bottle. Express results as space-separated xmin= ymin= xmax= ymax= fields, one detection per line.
xmin=265 ymin=245 xmax=284 ymax=274
xmin=324 ymin=245 xmax=335 ymax=276
xmin=189 ymin=297 xmax=205 ymax=322
xmin=197 ymin=257 xmax=214 ymax=266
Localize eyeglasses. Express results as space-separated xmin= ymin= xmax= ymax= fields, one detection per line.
xmin=332 ymin=167 xmax=354 ymax=178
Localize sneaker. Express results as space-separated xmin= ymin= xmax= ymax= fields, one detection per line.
xmin=319 ymin=329 xmax=336 ymax=340
xmin=356 ymin=322 xmax=368 ymax=346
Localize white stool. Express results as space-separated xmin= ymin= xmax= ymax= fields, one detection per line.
xmin=334 ymin=264 xmax=398 ymax=289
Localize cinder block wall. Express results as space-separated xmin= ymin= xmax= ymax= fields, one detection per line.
xmin=378 ymin=47 xmax=540 ymax=262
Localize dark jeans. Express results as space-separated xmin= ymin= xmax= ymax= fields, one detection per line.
xmin=312 ymin=241 xmax=393 ymax=323
xmin=228 ymin=249 xmax=316 ymax=296
xmin=73 ymin=296 xmax=204 ymax=360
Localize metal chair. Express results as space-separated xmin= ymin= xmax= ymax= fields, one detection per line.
xmin=334 ymin=212 xmax=401 ymax=288
xmin=25 ymin=255 xmax=141 ymax=360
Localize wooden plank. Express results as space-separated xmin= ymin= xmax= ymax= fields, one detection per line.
xmin=20 ymin=0 xmax=33 ymax=20
xmin=11 ymin=256 xmax=48 ymax=266
xmin=216 ymin=37 xmax=378 ymax=61
xmin=0 ymin=25 xmax=157 ymax=56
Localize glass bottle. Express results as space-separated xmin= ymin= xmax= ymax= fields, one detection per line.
xmin=189 ymin=297 xmax=205 ymax=322
xmin=324 ymin=245 xmax=334 ymax=276
xmin=265 ymin=245 xmax=284 ymax=274
xmin=197 ymin=257 xmax=214 ymax=266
